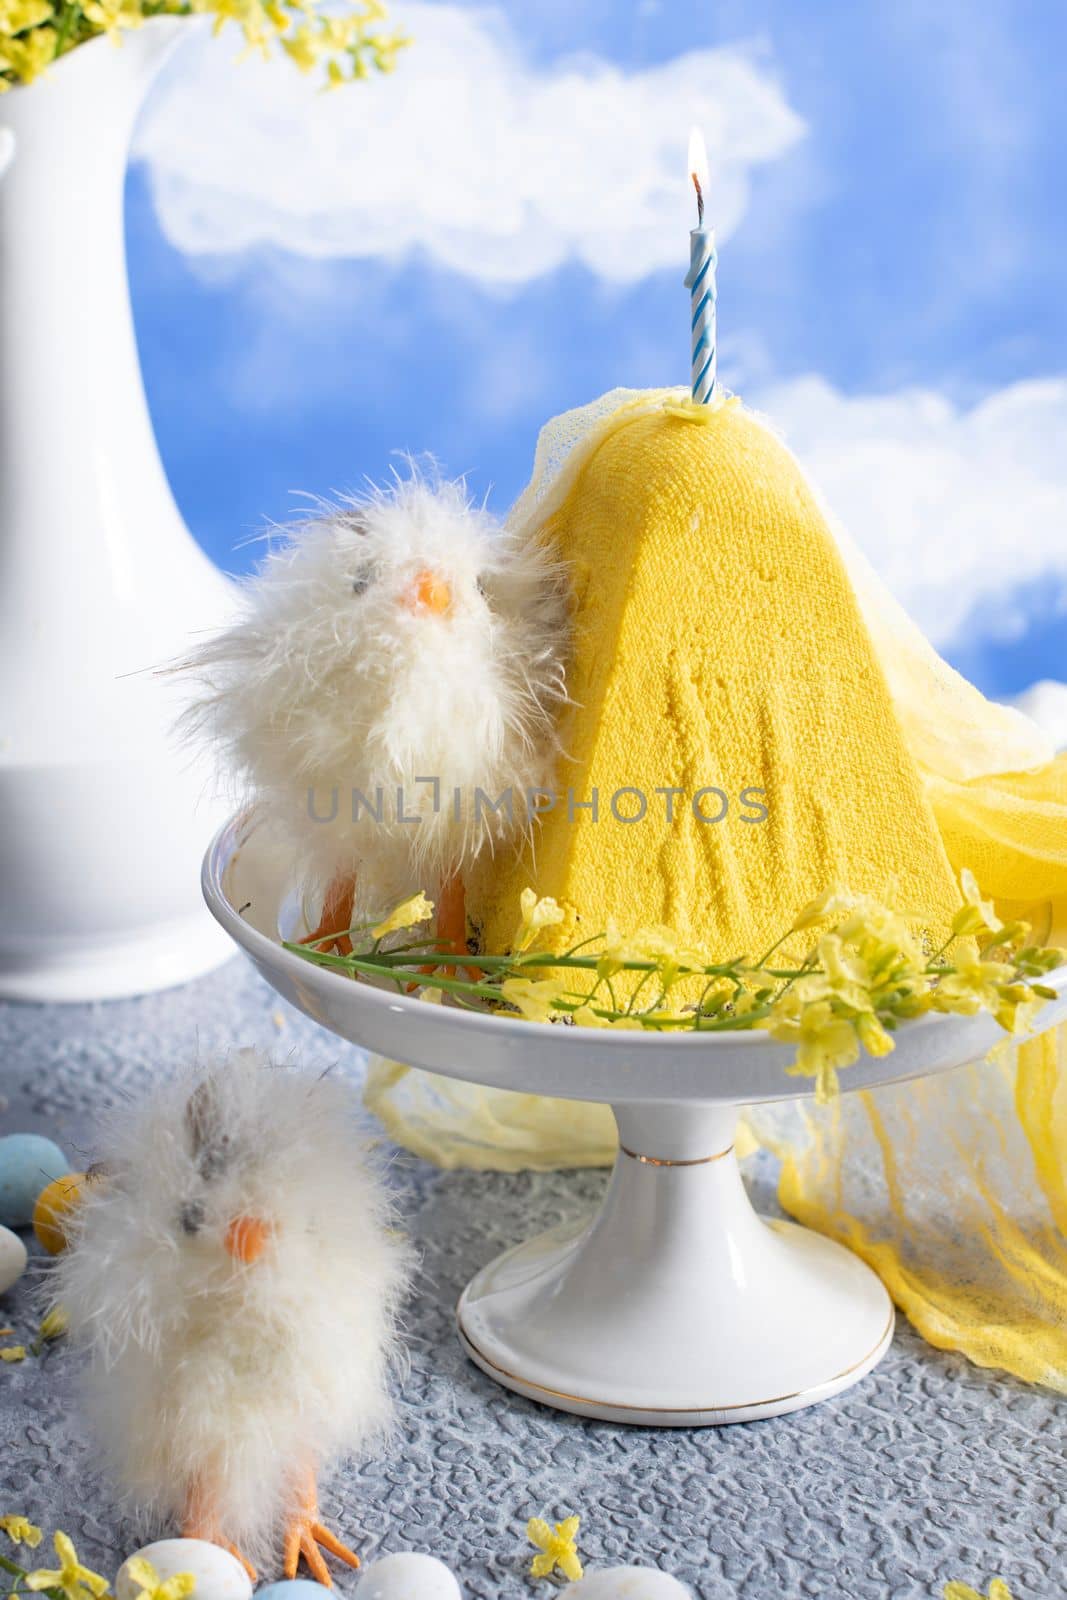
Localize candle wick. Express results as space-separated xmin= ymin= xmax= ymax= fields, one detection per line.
xmin=692 ymin=172 xmax=704 ymax=228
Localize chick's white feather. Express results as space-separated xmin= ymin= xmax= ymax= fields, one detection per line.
xmin=54 ymin=1050 xmax=413 ymax=1565
xmin=182 ymin=472 xmax=571 ymax=914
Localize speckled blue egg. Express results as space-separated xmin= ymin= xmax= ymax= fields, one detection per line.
xmin=255 ymin=1583 xmax=333 ymax=1600
xmin=0 ymin=1134 xmax=69 ymax=1227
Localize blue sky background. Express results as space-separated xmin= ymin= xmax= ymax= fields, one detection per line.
xmin=127 ymin=0 xmax=1066 ymax=701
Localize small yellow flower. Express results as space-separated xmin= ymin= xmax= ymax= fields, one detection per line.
xmin=807 ymin=932 xmax=873 ymax=1014
xmin=0 ymin=1517 xmax=43 ymax=1548
xmin=81 ymin=0 xmax=142 ymax=41
xmin=368 ymin=30 xmax=409 ymax=72
xmin=944 ymin=1581 xmax=1013 ymax=1600
xmin=501 ymin=976 xmax=567 ymax=1024
xmin=570 ymin=1003 xmax=613 ymax=1028
xmin=527 ymin=1515 xmax=583 ymax=1583
xmin=122 ymin=1556 xmax=196 ymax=1600
xmin=37 ymin=1306 xmax=69 ymax=1343
xmin=790 ymin=884 xmax=857 ymax=932
xmin=772 ymin=996 xmax=859 ymax=1103
xmin=855 ymin=1011 xmax=894 ymax=1057
xmin=951 ymin=867 xmax=1004 ymax=940
xmin=934 ymin=945 xmax=1013 ymax=1017
xmin=991 ymin=981 xmax=1045 ymax=1037
xmin=317 ymin=12 xmax=353 ymax=47
xmin=279 ymin=21 xmax=321 ymax=70
xmin=0 ymin=1347 xmax=25 ymax=1363
xmin=25 ymin=1532 xmax=109 ymax=1600
xmin=30 ymin=1305 xmax=70 ymax=1359
xmin=514 ymin=887 xmax=565 ymax=952
xmin=372 ymin=891 xmax=434 ymax=938
xmin=590 ymin=921 xmax=703 ymax=995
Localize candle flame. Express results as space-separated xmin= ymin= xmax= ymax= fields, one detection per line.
xmin=688 ymin=125 xmax=708 ymax=226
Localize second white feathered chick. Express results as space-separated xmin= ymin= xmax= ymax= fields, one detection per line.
xmin=54 ymin=1050 xmax=413 ymax=1583
xmin=184 ymin=471 xmax=570 ymax=954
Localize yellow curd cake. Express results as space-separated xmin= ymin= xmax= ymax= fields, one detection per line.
xmin=467 ymin=393 xmax=964 ymax=959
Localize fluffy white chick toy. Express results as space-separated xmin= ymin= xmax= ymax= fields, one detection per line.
xmin=54 ymin=1050 xmax=413 ymax=1585
xmin=184 ymin=471 xmax=570 ymax=957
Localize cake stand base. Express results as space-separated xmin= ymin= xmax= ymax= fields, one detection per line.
xmin=457 ymin=1104 xmax=894 ymax=1426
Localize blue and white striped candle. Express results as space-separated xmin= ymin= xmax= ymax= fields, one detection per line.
xmin=684 ymin=126 xmax=717 ymax=405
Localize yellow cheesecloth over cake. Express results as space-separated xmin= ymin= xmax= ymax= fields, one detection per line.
xmin=366 ymin=387 xmax=1067 ymax=1390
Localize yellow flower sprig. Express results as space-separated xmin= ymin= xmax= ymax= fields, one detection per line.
xmin=30 ymin=1305 xmax=69 ymax=1358
xmin=0 ymin=0 xmax=408 ymax=91
xmin=24 ymin=1533 xmax=109 ymax=1600
xmin=0 ymin=1527 xmax=111 ymax=1600
xmin=286 ymin=871 xmax=1064 ymax=1102
xmin=527 ymin=1515 xmax=583 ymax=1583
xmin=944 ymin=1581 xmax=1014 ymax=1600
xmin=121 ymin=1558 xmax=195 ymax=1600
xmin=0 ymin=1518 xmax=43 ymax=1550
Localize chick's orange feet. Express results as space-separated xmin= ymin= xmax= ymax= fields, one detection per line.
xmin=427 ymin=873 xmax=482 ymax=983
xmin=182 ymin=1479 xmax=257 ymax=1583
xmin=283 ymin=1475 xmax=360 ymax=1588
xmin=300 ymin=873 xmax=356 ymax=957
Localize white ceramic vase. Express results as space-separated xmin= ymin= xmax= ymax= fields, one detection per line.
xmin=0 ymin=22 xmax=235 ymax=1001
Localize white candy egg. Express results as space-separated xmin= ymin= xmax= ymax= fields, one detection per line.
xmin=570 ymin=1569 xmax=693 ymax=1599
xmin=115 ymin=1541 xmax=252 ymax=1600
xmin=0 ymin=1224 xmax=27 ymax=1295
xmin=355 ymin=1552 xmax=462 ymax=1600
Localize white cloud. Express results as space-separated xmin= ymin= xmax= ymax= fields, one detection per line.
xmin=755 ymin=376 xmax=1067 ymax=649
xmin=1010 ymin=681 xmax=1067 ymax=753
xmin=134 ymin=5 xmax=804 ymax=285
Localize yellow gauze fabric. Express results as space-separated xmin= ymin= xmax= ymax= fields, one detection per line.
xmin=747 ymin=1024 xmax=1067 ymax=1393
xmin=366 ymin=387 xmax=1067 ymax=1389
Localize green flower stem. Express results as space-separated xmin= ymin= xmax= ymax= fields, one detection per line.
xmin=285 ymin=944 xmax=505 ymax=1002
xmin=51 ymin=1 xmax=81 ymax=57
xmin=302 ymin=947 xmax=745 ymax=977
xmin=692 ymin=1006 xmax=773 ymax=1031
xmin=0 ymin=1553 xmax=62 ymax=1600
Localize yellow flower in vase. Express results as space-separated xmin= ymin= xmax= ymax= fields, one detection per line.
xmin=81 ymin=0 xmax=142 ymax=40
xmin=0 ymin=0 xmax=53 ymax=35
xmin=0 ymin=23 xmax=55 ymax=81
xmin=279 ymin=20 xmax=322 ymax=70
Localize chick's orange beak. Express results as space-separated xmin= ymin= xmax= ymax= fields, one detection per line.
xmin=402 ymin=568 xmax=452 ymax=617
xmin=224 ymin=1214 xmax=273 ymax=1265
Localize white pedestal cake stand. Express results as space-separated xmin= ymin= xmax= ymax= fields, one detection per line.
xmin=203 ymin=814 xmax=1067 ymax=1428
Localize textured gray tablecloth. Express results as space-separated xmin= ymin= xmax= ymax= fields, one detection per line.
xmin=0 ymin=959 xmax=1060 ymax=1600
